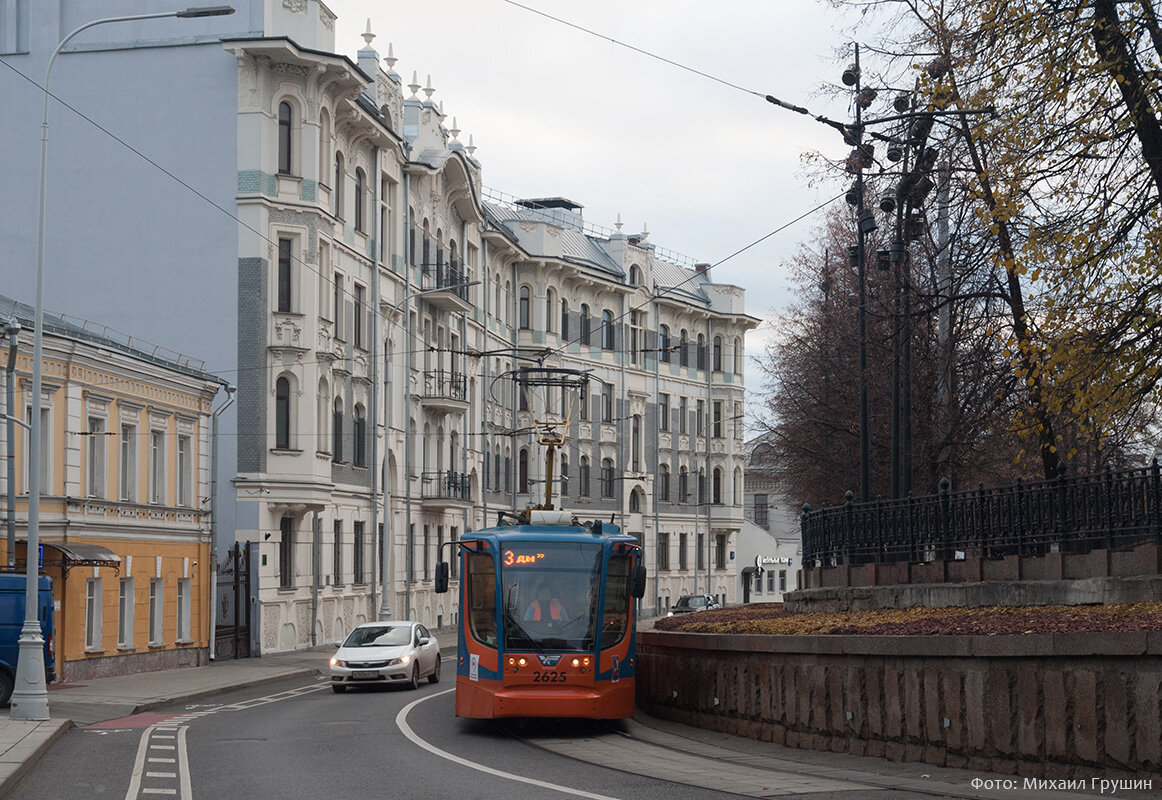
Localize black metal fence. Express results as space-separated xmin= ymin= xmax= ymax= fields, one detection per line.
xmin=422 ymin=470 xmax=472 ymax=502
xmin=422 ymin=369 xmax=467 ymax=401
xmin=801 ymin=461 xmax=1162 ymax=567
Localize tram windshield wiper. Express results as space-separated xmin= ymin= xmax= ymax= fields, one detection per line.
xmin=502 ymin=609 xmax=544 ymax=652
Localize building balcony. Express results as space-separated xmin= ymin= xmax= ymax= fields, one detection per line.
xmin=419 ymin=369 xmax=468 ymax=414
xmin=420 ymin=470 xmax=472 ymax=510
xmin=418 ymin=261 xmax=472 ymax=313
xmin=709 ymin=503 xmax=744 ymax=529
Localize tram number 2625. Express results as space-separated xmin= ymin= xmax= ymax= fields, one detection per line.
xmin=532 ymin=670 xmax=567 ymax=683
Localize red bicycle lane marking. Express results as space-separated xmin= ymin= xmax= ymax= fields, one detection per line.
xmin=84 ymin=711 xmax=186 ymax=729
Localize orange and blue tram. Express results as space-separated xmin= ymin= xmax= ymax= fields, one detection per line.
xmin=435 ymin=512 xmax=646 ymax=719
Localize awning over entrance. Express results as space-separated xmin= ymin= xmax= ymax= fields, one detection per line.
xmin=41 ymin=542 xmax=122 ymax=572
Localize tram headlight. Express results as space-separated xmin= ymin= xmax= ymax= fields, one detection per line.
xmin=583 ymin=657 xmax=590 ymax=666
xmin=518 ymin=657 xmax=527 ymax=667
xmin=571 ymin=658 xmax=580 ymax=667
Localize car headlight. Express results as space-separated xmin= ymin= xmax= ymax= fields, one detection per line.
xmin=330 ymin=657 xmax=346 ymax=667
xmin=667 ymin=612 xmax=673 ymax=617
xmin=386 ymin=655 xmax=412 ymax=666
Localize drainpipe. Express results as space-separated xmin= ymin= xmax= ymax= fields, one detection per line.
xmin=404 ymin=170 xmax=414 ymax=622
xmin=311 ymin=510 xmax=320 ymax=646
xmin=5 ymin=319 xmax=21 ymax=569
xmin=704 ymin=314 xmax=713 ymax=601
xmin=510 ymin=256 xmax=518 ymax=512
xmin=619 ymin=292 xmax=627 ymax=534
xmin=369 ymin=145 xmax=381 ymax=618
xmin=652 ymin=301 xmax=661 ymax=614
xmin=208 ymin=383 xmax=236 ymax=661
xmin=481 ymin=238 xmax=490 ymax=527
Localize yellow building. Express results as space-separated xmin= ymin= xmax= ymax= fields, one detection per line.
xmin=0 ymin=296 xmax=226 ymax=681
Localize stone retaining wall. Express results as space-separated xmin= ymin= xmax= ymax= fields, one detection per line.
xmin=637 ymin=630 xmax=1162 ymax=779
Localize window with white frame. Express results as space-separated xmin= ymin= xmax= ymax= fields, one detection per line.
xmin=277 ymin=100 xmax=293 ymax=175
xmin=659 ymin=393 xmax=670 ymax=431
xmin=85 ymin=577 xmax=103 ymax=650
xmin=779 ymin=570 xmax=787 ymax=592
xmin=332 ymin=520 xmax=343 ymax=586
xmin=177 ymin=435 xmax=191 ymax=506
xmin=277 ymin=238 xmax=293 ymax=313
xmin=354 ymin=283 xmax=365 ymax=349
xmin=118 ymin=577 xmax=134 ymax=648
xmin=87 ymin=416 xmax=106 ymax=497
xmin=679 ymin=396 xmax=688 ymax=434
xmin=629 ymin=310 xmax=643 ymax=364
xmin=767 ymin=570 xmax=776 ymax=593
xmin=119 ymin=424 xmax=136 ymax=501
xmin=22 ymin=404 xmax=50 ymax=494
xmin=696 ymin=399 xmax=705 ymax=436
xmin=149 ymin=577 xmax=164 ymax=645
xmin=149 ymin=430 xmax=165 ymax=504
xmin=176 ymin=578 xmax=191 ymax=642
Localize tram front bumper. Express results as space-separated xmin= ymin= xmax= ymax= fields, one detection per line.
xmin=455 ymin=678 xmax=636 ymax=719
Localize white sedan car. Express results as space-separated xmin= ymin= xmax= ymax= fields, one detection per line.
xmin=330 ymin=621 xmax=440 ymax=692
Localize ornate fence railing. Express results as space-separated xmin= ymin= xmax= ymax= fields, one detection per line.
xmin=801 ymin=461 xmax=1162 ymax=568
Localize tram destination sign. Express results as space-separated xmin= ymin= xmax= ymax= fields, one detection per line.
xmin=503 ymin=549 xmax=548 ymax=566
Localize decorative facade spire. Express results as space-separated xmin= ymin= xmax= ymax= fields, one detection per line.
xmin=361 ymin=19 xmax=375 ymax=48
xmin=467 ymin=135 xmax=476 ymax=156
xmin=423 ymin=74 xmax=435 ymax=100
xmin=614 ymin=214 xmax=623 ymax=233
xmin=384 ymin=43 xmax=398 ymax=71
xmin=408 ymin=71 xmax=420 ymax=98
xmin=450 ymin=117 xmax=461 ymax=141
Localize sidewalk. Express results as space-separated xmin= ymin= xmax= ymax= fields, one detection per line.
xmin=0 ymin=644 xmax=334 ymax=798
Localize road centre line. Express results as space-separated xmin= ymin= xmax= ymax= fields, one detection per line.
xmin=396 ymin=689 xmax=623 ymax=800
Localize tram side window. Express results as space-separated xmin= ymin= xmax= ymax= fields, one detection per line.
xmin=601 ymin=555 xmax=631 ymax=648
xmin=467 ymin=551 xmax=497 ymax=647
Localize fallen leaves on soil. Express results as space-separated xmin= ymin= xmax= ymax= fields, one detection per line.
xmin=653 ymin=602 xmax=1162 ymax=636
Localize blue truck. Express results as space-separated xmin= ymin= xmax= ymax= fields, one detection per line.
xmin=0 ymin=573 xmax=55 ymax=705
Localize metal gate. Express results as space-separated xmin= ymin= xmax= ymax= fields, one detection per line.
xmin=215 ymin=542 xmax=252 ymax=659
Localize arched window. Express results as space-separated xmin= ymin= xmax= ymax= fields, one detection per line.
xmin=380 ymin=104 xmax=393 ymax=130
xmin=436 ymin=229 xmax=444 ymax=268
xmin=629 ymin=264 xmax=641 ymax=286
xmin=658 ymin=464 xmax=670 ymax=502
xmin=275 ymin=376 xmax=291 ymax=449
xmin=580 ymin=304 xmax=591 ymax=344
xmin=713 ymin=336 xmax=723 ymax=372
xmin=660 ymin=325 xmax=671 ymax=363
xmin=600 ymin=458 xmax=614 ymax=497
xmin=579 ymin=456 xmax=590 ymax=496
xmin=560 ymin=454 xmax=569 ymax=496
xmin=679 ymin=329 xmax=689 ymax=367
xmin=713 ymin=467 xmax=723 ymax=505
xmin=354 ymin=167 xmax=366 ymax=232
xmin=601 ymin=382 xmax=613 ymax=422
xmin=697 ymin=334 xmax=707 ymax=371
xmin=332 ymin=397 xmax=344 ymax=462
xmin=334 ymin=152 xmax=345 ymax=219
xmin=519 ymin=286 xmax=531 ymax=329
xmin=278 ymin=101 xmax=293 ymax=175
xmin=679 ymin=466 xmax=689 ymax=503
xmin=602 ymin=310 xmax=615 ymax=350
xmin=561 ymin=299 xmax=570 ymax=340
xmin=277 ymin=238 xmax=293 ymax=313
xmin=319 ymin=108 xmax=331 ymax=183
xmin=518 ymin=448 xmax=529 ymax=493
xmin=317 ymin=378 xmax=330 ymax=454
xmin=353 ymin=404 xmax=366 ymax=467
xmin=629 ymin=487 xmax=642 ymax=513
xmin=546 ymin=288 xmax=556 ymax=333
xmin=734 ymin=337 xmax=743 ymax=375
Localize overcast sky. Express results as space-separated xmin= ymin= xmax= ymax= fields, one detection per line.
xmin=326 ymin=0 xmax=861 ymax=398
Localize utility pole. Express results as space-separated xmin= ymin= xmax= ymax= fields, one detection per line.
xmin=4 ymin=320 xmax=20 ymax=569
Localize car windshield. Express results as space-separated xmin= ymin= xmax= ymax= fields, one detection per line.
xmin=343 ymin=625 xmax=411 ymax=647
xmin=499 ymin=541 xmax=603 ymax=652
xmin=677 ymin=596 xmax=706 ymax=608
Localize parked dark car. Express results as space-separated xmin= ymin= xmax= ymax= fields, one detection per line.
xmin=0 ymin=573 xmax=55 ymax=705
xmin=667 ymin=595 xmax=721 ymax=616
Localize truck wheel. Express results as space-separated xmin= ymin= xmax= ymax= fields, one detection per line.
xmin=0 ymin=670 xmax=13 ymax=707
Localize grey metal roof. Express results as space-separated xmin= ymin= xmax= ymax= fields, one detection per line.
xmin=0 ymin=293 xmax=225 ymax=386
xmin=652 ymin=259 xmax=709 ymax=305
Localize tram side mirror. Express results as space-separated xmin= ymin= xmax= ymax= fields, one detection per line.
xmin=435 ymin=562 xmax=450 ymax=594
xmin=630 ymin=563 xmax=647 ymax=599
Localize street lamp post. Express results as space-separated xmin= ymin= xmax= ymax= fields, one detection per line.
xmin=4 ymin=320 xmax=21 ymax=570
xmin=14 ymin=4 xmax=235 ymax=722
xmin=207 ymin=384 xmax=236 ymax=661
xmin=378 ymin=281 xmax=479 ymax=621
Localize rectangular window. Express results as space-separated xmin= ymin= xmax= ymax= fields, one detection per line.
xmin=735 ymin=401 xmax=743 ymax=439
xmin=679 ymin=532 xmax=688 ymax=571
xmin=277 ymin=238 xmax=292 ymax=312
xmin=279 ymin=516 xmax=294 ymax=589
xmin=354 ymin=521 xmax=365 ymax=584
xmin=679 ymin=397 xmax=688 ymax=434
xmin=149 ymin=578 xmax=164 ymax=645
xmin=754 ymin=494 xmax=769 ymax=528
xmin=601 ymin=383 xmax=613 ymax=423
xmin=423 ymin=525 xmax=431 ymax=580
xmin=696 ymin=400 xmax=705 ymax=436
xmin=713 ymin=401 xmax=723 ymax=439
xmin=119 ymin=424 xmax=137 ymax=501
xmin=450 ymin=526 xmax=459 ymax=580
xmin=657 ymin=532 xmax=670 ymax=571
xmin=85 ymin=578 xmax=103 ymax=650
xmin=779 ymin=570 xmax=787 ymax=592
xmin=118 ymin=577 xmax=134 ymax=648
xmin=149 ymin=430 xmax=165 ymax=504
xmin=177 ymin=435 xmax=191 ymax=507
xmin=319 ymin=241 xmax=331 ymax=316
xmin=87 ymin=416 xmax=106 ymax=497
xmin=658 ymin=394 xmax=670 ymax=432
xmin=629 ymin=311 xmax=642 ymax=365
xmin=176 ymin=578 xmax=191 ymax=642
xmin=353 ymin=283 xmax=365 ymax=349
xmin=697 ymin=533 xmax=705 ymax=571
xmin=407 ymin=524 xmax=415 ymax=582
xmin=579 ymin=381 xmax=588 ymax=420
xmin=754 ymin=571 xmax=763 ymax=593
xmin=333 ymin=272 xmax=343 ymax=336
xmin=767 ymin=571 xmax=776 ymax=593
xmin=715 ymin=534 xmax=726 ymax=570
xmin=333 ymin=520 xmax=343 ymax=586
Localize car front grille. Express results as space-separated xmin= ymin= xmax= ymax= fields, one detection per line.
xmin=347 ymin=660 xmax=390 ymax=668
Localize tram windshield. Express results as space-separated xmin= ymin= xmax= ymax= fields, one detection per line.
xmin=499 ymin=541 xmax=603 ymax=652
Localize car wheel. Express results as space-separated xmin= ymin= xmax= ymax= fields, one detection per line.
xmin=0 ymin=670 xmax=12 ymax=706
xmin=331 ymin=684 xmax=347 ymax=694
xmin=409 ymin=663 xmax=420 ymax=690
xmin=428 ymin=653 xmax=441 ymax=684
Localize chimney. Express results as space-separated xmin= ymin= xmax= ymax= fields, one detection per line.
xmin=695 ymin=263 xmax=710 ymax=277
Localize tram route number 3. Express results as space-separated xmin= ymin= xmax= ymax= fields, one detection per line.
xmin=504 ymin=551 xmax=546 ymax=566
xmin=532 ymin=670 xmax=567 ymax=683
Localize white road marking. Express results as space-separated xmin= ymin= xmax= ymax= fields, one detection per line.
xmin=148 ymin=758 xmax=175 ymax=764
xmin=177 ymin=726 xmax=192 ymax=800
xmin=396 ymin=689 xmax=623 ymax=800
xmin=146 ymin=772 xmax=177 ymax=779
